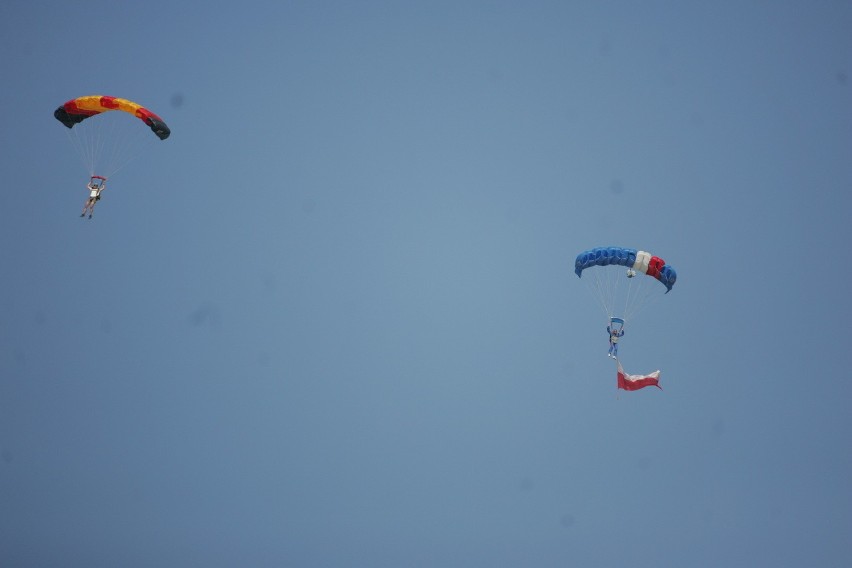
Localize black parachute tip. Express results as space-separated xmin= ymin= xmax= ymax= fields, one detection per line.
xmin=147 ymin=118 xmax=171 ymax=140
xmin=54 ymin=106 xmax=82 ymax=129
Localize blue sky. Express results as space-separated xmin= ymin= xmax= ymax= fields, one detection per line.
xmin=2 ymin=1 xmax=851 ymax=566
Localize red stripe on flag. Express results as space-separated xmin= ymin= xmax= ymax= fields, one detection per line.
xmin=617 ymin=367 xmax=662 ymax=391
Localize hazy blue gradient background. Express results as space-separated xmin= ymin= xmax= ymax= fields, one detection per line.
xmin=2 ymin=1 xmax=851 ymax=566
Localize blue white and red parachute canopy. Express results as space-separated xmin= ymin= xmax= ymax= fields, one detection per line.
xmin=575 ymin=246 xmax=676 ymax=292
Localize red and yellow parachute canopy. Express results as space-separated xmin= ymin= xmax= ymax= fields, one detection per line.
xmin=54 ymin=95 xmax=170 ymax=140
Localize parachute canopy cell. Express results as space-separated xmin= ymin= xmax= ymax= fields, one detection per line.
xmin=54 ymin=95 xmax=170 ymax=140
xmin=575 ymin=246 xmax=677 ymax=292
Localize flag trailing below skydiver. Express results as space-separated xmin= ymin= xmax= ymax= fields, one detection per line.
xmin=617 ymin=361 xmax=662 ymax=391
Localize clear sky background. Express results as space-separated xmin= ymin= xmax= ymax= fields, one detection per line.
xmin=2 ymin=1 xmax=851 ymax=566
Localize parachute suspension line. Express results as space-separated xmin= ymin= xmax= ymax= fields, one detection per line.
xmin=65 ymin=125 xmax=94 ymax=176
xmin=622 ymin=271 xmax=665 ymax=323
xmin=112 ymin=114 xmax=157 ymax=177
xmin=91 ymin=113 xmax=125 ymax=177
xmin=589 ymin=267 xmax=621 ymax=321
xmin=92 ymin=117 xmax=109 ymax=174
xmin=105 ymin=120 xmax=154 ymax=177
xmin=622 ymin=273 xmax=641 ymax=322
xmin=98 ymin=116 xmax=120 ymax=175
xmin=104 ymin=115 xmax=127 ymax=174
xmin=621 ymin=272 xmax=642 ymax=323
xmin=614 ymin=268 xmax=633 ymax=324
xmin=582 ymin=265 xmax=667 ymax=328
xmin=63 ymin=113 xmax=158 ymax=179
xmin=588 ymin=266 xmax=614 ymax=319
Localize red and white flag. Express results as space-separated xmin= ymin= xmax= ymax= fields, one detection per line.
xmin=617 ymin=362 xmax=662 ymax=391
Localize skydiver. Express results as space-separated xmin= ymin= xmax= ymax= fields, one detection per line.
xmin=81 ymin=176 xmax=105 ymax=219
xmin=607 ymin=324 xmax=624 ymax=358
